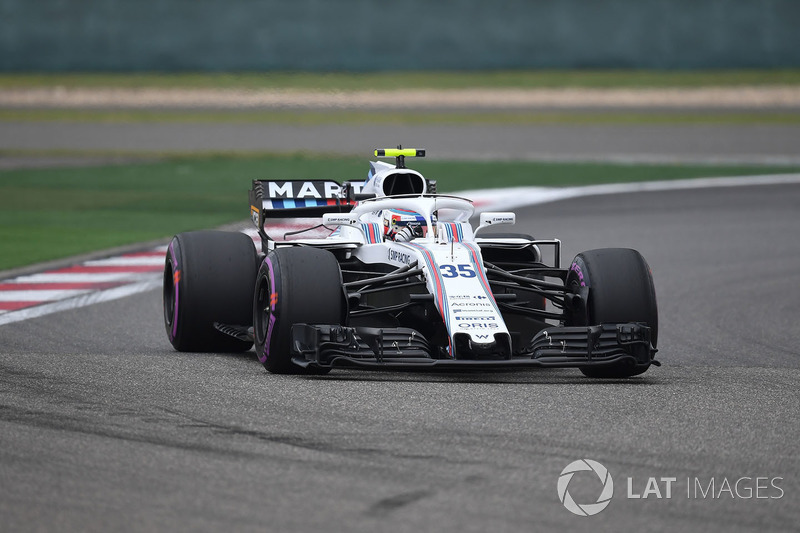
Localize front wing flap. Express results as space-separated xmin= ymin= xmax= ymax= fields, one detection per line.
xmin=291 ymin=322 xmax=657 ymax=370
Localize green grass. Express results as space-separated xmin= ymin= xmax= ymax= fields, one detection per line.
xmin=1 ymin=154 xmax=798 ymax=271
xmin=3 ymin=108 xmax=799 ymax=126
xmin=2 ymin=69 xmax=800 ymax=90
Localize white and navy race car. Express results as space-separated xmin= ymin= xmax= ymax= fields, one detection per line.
xmin=163 ymin=148 xmax=659 ymax=377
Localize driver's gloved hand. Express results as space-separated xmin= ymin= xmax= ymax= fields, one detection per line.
xmin=393 ymin=226 xmax=415 ymax=242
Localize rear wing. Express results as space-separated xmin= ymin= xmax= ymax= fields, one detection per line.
xmin=249 ymin=179 xmax=363 ymax=242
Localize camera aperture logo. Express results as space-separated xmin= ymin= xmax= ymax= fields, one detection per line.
xmin=557 ymin=459 xmax=614 ymax=516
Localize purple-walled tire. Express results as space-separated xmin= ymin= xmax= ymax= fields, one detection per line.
xmin=163 ymin=230 xmax=257 ymax=352
xmin=253 ymin=246 xmax=346 ymax=374
xmin=566 ymin=248 xmax=658 ymax=378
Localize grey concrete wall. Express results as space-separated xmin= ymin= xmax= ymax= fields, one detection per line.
xmin=1 ymin=0 xmax=798 ymax=71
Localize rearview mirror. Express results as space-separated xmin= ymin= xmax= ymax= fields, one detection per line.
xmin=475 ymin=212 xmax=515 ymax=234
xmin=322 ymin=213 xmax=358 ymax=226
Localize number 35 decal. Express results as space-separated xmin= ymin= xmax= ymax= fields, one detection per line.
xmin=439 ymin=264 xmax=476 ymax=278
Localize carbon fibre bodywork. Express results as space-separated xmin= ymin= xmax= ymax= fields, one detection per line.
xmin=291 ymin=322 xmax=656 ymax=371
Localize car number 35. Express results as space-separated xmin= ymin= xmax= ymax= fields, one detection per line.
xmin=439 ymin=264 xmax=476 ymax=278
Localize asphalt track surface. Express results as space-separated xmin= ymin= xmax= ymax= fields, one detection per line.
xmin=4 ymin=121 xmax=800 ymax=164
xmin=1 ymin=182 xmax=798 ymax=532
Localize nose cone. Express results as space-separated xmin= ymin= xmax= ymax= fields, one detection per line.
xmin=453 ymin=332 xmax=513 ymax=360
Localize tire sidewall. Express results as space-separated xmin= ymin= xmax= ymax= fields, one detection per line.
xmin=253 ymin=247 xmax=345 ymax=374
xmin=164 ymin=236 xmax=182 ymax=346
xmin=163 ymin=231 xmax=256 ymax=352
xmin=566 ymin=248 xmax=658 ymax=378
xmin=567 ymin=248 xmax=657 ymax=346
xmin=254 ymin=253 xmax=288 ymax=370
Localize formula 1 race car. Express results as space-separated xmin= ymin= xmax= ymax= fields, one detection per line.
xmin=163 ymin=148 xmax=659 ymax=377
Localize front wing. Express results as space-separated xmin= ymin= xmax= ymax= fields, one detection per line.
xmin=291 ymin=322 xmax=657 ymax=371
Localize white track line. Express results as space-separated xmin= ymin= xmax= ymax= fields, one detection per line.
xmin=0 ymin=289 xmax=92 ymax=302
xmin=460 ymin=173 xmax=800 ymax=212
xmin=83 ymin=256 xmax=166 ymax=267
xmin=10 ymin=272 xmax=153 ymax=283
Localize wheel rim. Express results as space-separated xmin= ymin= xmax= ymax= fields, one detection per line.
xmin=254 ymin=273 xmax=271 ymax=345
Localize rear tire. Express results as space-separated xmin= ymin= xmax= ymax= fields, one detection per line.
xmin=565 ymin=248 xmax=658 ymax=378
xmin=163 ymin=231 xmax=257 ymax=352
xmin=253 ymin=247 xmax=346 ymax=374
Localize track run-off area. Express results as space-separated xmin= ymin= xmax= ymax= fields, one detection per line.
xmin=1 ymin=172 xmax=799 ymax=531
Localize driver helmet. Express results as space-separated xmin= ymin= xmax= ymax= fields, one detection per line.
xmin=382 ymin=208 xmax=434 ymax=241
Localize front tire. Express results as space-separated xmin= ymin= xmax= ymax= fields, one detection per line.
xmin=163 ymin=231 xmax=257 ymax=352
xmin=565 ymin=248 xmax=658 ymax=378
xmin=253 ymin=247 xmax=346 ymax=374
